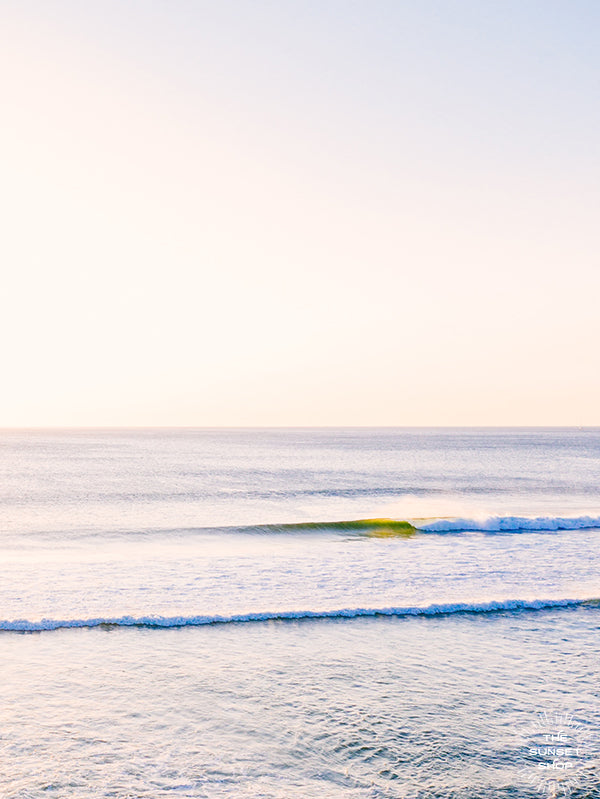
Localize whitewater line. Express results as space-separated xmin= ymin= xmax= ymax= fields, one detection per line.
xmin=1 ymin=597 xmax=597 ymax=633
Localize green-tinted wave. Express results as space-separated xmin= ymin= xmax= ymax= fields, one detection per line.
xmin=246 ymin=519 xmax=417 ymax=537
xmin=232 ymin=514 xmax=600 ymax=537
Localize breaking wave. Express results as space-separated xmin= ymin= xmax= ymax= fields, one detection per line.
xmin=230 ymin=515 xmax=600 ymax=536
xmin=415 ymin=515 xmax=600 ymax=532
xmin=2 ymin=597 xmax=598 ymax=633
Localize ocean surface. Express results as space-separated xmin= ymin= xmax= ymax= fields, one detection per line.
xmin=1 ymin=427 xmax=599 ymax=798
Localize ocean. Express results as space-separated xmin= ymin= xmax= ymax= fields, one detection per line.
xmin=1 ymin=428 xmax=599 ymax=798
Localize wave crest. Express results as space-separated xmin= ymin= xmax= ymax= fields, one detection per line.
xmin=415 ymin=515 xmax=600 ymax=532
xmin=2 ymin=597 xmax=597 ymax=633
xmin=235 ymin=515 xmax=600 ymax=536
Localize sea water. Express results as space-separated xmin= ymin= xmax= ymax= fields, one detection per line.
xmin=1 ymin=428 xmax=599 ymax=797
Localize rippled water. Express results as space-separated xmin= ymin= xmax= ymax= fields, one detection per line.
xmin=3 ymin=611 xmax=600 ymax=798
xmin=1 ymin=428 xmax=600 ymax=797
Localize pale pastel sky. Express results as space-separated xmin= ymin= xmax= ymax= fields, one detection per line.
xmin=1 ymin=0 xmax=599 ymax=426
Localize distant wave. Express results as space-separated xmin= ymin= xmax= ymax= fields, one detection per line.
xmin=27 ymin=515 xmax=600 ymax=542
xmin=239 ymin=518 xmax=418 ymax=536
xmin=231 ymin=515 xmax=600 ymax=537
xmin=2 ymin=597 xmax=598 ymax=632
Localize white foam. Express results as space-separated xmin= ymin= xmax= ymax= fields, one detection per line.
xmin=1 ymin=597 xmax=595 ymax=633
xmin=415 ymin=515 xmax=600 ymax=532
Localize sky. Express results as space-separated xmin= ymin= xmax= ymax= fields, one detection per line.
xmin=1 ymin=0 xmax=599 ymax=426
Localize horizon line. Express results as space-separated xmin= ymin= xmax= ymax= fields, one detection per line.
xmin=0 ymin=425 xmax=598 ymax=431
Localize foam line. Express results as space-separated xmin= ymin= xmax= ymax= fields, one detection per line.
xmin=416 ymin=515 xmax=600 ymax=532
xmin=2 ymin=597 xmax=596 ymax=632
